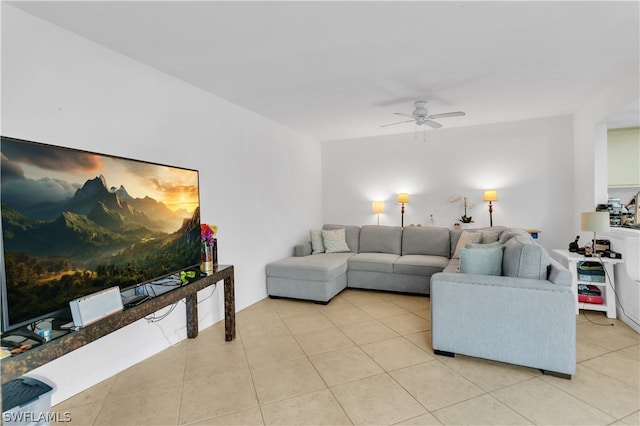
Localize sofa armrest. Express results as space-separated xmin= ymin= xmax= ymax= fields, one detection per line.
xmin=548 ymin=258 xmax=571 ymax=287
xmin=295 ymin=242 xmax=312 ymax=257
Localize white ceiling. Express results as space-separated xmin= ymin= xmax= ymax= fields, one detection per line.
xmin=7 ymin=1 xmax=640 ymax=141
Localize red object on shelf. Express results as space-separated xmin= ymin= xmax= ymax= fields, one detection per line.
xmin=578 ymin=294 xmax=604 ymax=305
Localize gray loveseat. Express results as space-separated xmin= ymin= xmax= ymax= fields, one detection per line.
xmin=265 ymin=223 xmax=576 ymax=377
xmin=431 ymin=232 xmax=576 ymax=378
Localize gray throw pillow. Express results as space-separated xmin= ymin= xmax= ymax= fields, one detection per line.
xmin=502 ymin=235 xmax=550 ymax=279
xmin=310 ymin=230 xmax=325 ymax=254
xmin=452 ymin=231 xmax=482 ymax=259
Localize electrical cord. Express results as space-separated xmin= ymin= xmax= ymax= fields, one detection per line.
xmin=151 ymin=321 xmax=184 ymax=347
xmin=145 ymin=302 xmax=179 ymax=323
xmin=197 ymin=282 xmax=217 ymax=304
xmin=597 ymin=256 xmax=640 ymax=327
xmin=145 ymin=282 xmax=219 ymax=346
xmin=146 ymin=282 xmax=217 ymax=321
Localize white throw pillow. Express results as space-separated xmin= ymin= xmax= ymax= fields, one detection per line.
xmin=453 ymin=231 xmax=482 ymax=259
xmin=322 ymin=228 xmax=351 ymax=253
xmin=310 ymin=230 xmax=325 ymax=254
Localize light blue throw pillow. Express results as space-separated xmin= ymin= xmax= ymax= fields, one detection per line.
xmin=459 ymin=245 xmax=504 ymax=276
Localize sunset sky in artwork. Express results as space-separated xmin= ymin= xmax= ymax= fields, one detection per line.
xmin=1 ymin=139 xmax=199 ymax=214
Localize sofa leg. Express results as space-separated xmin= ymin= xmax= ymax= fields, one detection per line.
xmin=268 ymin=295 xmax=282 ymax=300
xmin=434 ymin=349 xmax=455 ymax=358
xmin=540 ymin=370 xmax=572 ymax=380
xmin=313 ymin=300 xmax=330 ymax=305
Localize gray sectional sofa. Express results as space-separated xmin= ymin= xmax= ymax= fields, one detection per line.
xmin=265 ymin=223 xmax=576 ymax=377
xmin=266 ymin=224 xmax=453 ymax=302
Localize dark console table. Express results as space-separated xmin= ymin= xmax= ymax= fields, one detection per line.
xmin=1 ymin=265 xmax=235 ymax=384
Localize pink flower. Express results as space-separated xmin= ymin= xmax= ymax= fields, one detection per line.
xmin=200 ymin=224 xmax=217 ymax=245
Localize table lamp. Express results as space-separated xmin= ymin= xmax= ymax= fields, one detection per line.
xmin=580 ymin=211 xmax=610 ymax=255
xmin=397 ymin=193 xmax=409 ymax=227
xmin=372 ymin=201 xmax=385 ymax=225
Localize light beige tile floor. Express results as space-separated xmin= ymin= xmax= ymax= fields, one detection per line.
xmin=53 ymin=289 xmax=640 ymax=425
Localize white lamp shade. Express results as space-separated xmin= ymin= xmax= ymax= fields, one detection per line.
xmin=483 ymin=190 xmax=498 ymax=202
xmin=371 ymin=201 xmax=385 ymax=214
xmin=581 ymin=212 xmax=610 ymax=232
xmin=397 ymin=193 xmax=409 ymax=204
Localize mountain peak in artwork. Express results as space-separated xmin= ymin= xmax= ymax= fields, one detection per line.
xmin=112 ymin=185 xmax=133 ymax=202
xmin=73 ymin=175 xmax=110 ymax=201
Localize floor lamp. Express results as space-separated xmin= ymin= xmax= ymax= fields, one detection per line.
xmin=372 ymin=201 xmax=384 ymax=225
xmin=397 ymin=193 xmax=409 ymax=227
xmin=581 ymin=211 xmax=610 ymax=255
xmin=483 ymin=190 xmax=498 ymax=227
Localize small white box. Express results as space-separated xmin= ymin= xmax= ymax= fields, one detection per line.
xmin=69 ymin=286 xmax=123 ymax=328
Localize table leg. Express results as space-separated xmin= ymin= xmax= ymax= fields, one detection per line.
xmin=186 ymin=293 xmax=199 ymax=338
xmin=224 ymin=274 xmax=236 ymax=341
xmin=603 ymin=263 xmax=617 ymax=319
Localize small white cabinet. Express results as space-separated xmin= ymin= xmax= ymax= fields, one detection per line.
xmin=552 ymin=249 xmax=624 ymax=319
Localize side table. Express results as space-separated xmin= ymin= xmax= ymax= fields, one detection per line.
xmin=551 ymin=249 xmax=624 ymax=318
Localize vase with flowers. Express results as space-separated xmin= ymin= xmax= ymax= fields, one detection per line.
xmin=200 ymin=223 xmax=218 ymax=273
xmin=449 ymin=194 xmax=475 ymax=224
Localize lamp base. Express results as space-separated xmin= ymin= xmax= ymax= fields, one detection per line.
xmin=488 ymin=201 xmax=494 ymax=227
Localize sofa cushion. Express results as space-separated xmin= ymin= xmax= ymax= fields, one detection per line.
xmin=323 ymin=224 xmax=361 ymax=253
xmin=480 ymin=230 xmax=501 ymax=243
xmin=498 ymin=228 xmax=531 ymax=244
xmin=310 ymin=230 xmax=325 ymax=254
xmin=348 ymin=252 xmax=399 ymax=273
xmin=322 ymin=229 xmax=351 ymax=253
xmin=452 ymin=231 xmax=482 ymax=259
xmin=359 ymin=225 xmax=403 ymax=255
xmin=266 ymin=253 xmax=353 ymax=281
xmin=503 ymin=235 xmax=550 ymax=280
xmin=443 ymin=258 xmax=460 ymax=273
xmin=402 ymin=227 xmax=451 ymax=257
xmin=465 ymin=241 xmax=503 ymax=249
xmin=459 ymin=245 xmax=504 ymax=276
xmin=394 ymin=255 xmax=449 ymax=276
xmin=450 ymin=226 xmax=507 ymax=255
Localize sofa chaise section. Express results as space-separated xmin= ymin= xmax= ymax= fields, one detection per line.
xmin=265 ymin=224 xmax=360 ymax=303
xmin=266 ymin=252 xmax=353 ymax=303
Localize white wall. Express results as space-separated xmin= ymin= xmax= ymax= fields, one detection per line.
xmin=573 ymin=63 xmax=640 ymax=235
xmin=1 ymin=5 xmax=322 ymax=404
xmin=322 ymin=116 xmax=574 ymax=252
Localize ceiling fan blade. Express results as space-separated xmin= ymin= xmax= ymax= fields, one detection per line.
xmin=425 ymin=120 xmax=443 ymax=129
xmin=393 ymin=112 xmax=413 ymax=118
xmin=427 ymin=111 xmax=466 ymax=119
xmin=380 ymin=119 xmax=415 ymax=128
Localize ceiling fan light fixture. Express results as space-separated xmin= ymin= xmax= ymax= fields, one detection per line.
xmin=381 ymin=100 xmax=465 ymax=130
xmin=412 ymin=101 xmax=428 ymax=117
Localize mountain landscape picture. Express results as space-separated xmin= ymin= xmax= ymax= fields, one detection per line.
xmin=1 ymin=137 xmax=201 ymax=330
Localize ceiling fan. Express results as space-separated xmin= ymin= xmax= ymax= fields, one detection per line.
xmin=381 ymin=101 xmax=465 ymax=129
